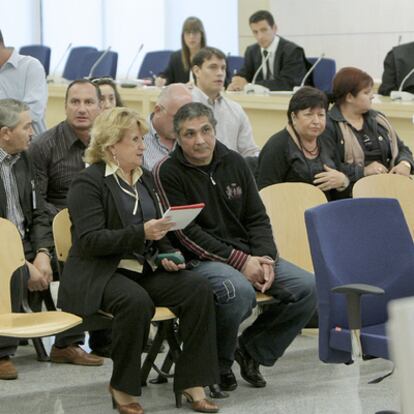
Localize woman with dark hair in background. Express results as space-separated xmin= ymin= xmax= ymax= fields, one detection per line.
xmin=92 ymin=77 xmax=124 ymax=110
xmin=155 ymin=16 xmax=206 ymax=87
xmin=322 ymin=66 xmax=413 ymax=187
xmin=257 ymin=86 xmax=349 ymax=200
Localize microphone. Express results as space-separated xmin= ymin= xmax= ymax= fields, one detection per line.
xmin=47 ymin=42 xmax=72 ymax=83
xmin=293 ymin=53 xmax=326 ymax=92
xmin=86 ymin=47 xmax=111 ymax=79
xmin=390 ymin=67 xmax=414 ymax=101
xmin=120 ymin=44 xmax=145 ymax=88
xmin=244 ymin=50 xmax=271 ymax=94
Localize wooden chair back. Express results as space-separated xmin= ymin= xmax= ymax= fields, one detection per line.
xmin=0 ymin=218 xmax=26 ymax=314
xmin=260 ymin=183 xmax=327 ymax=272
xmin=353 ymin=174 xmax=414 ymax=238
xmin=53 ymin=208 xmax=72 ymax=262
xmin=0 ymin=218 xmax=81 ymax=337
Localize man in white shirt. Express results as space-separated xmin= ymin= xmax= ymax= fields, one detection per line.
xmin=192 ymin=47 xmax=260 ymax=158
xmin=0 ymin=30 xmax=47 ymax=136
xmin=227 ymin=10 xmax=309 ymax=92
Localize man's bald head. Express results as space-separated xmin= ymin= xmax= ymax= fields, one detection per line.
xmin=152 ymin=83 xmax=192 ymax=141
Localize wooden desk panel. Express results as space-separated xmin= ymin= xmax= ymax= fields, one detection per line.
xmin=46 ymin=84 xmax=414 ymax=152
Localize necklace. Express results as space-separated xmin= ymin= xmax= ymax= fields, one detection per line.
xmin=299 ymin=140 xmax=319 ymax=156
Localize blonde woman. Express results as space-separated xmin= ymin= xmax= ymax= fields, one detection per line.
xmin=57 ymin=107 xmax=219 ymax=414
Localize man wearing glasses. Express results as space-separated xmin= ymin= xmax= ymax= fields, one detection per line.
xmin=142 ymin=83 xmax=192 ymax=171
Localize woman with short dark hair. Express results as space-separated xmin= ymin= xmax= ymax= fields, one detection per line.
xmin=322 ymin=66 xmax=413 ymax=185
xmin=257 ymin=86 xmax=349 ymax=200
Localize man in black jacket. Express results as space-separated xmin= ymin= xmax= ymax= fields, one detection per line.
xmin=0 ymin=99 xmax=53 ymax=379
xmin=154 ymin=102 xmax=316 ymax=392
xmin=378 ymin=42 xmax=414 ymax=96
xmin=227 ymin=10 xmax=309 ymax=92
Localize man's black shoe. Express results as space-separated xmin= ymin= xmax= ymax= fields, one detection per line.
xmin=209 ymin=384 xmax=229 ymax=399
xmin=219 ymin=369 xmax=238 ymax=391
xmin=90 ymin=344 xmax=112 ymax=358
xmin=234 ymin=346 xmax=266 ymax=388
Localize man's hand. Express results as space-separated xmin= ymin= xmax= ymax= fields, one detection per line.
xmin=389 ymin=161 xmax=411 ymax=176
xmin=227 ymin=76 xmax=248 ymax=91
xmin=32 ymin=252 xmax=53 ymax=282
xmin=242 ymin=255 xmax=274 ymax=285
xmin=254 ymin=262 xmax=275 ymax=293
xmin=154 ymin=77 xmax=167 ymax=88
xmin=313 ymin=165 xmax=349 ymax=191
xmin=27 ymin=260 xmax=51 ymax=291
xmin=364 ymin=161 xmax=388 ymax=176
xmin=144 ymin=217 xmax=174 ymax=240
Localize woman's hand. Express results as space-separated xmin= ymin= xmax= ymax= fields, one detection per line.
xmin=364 ymin=161 xmax=388 ymax=176
xmin=144 ymin=217 xmax=175 ymax=240
xmin=161 ymin=258 xmax=186 ymax=272
xmin=313 ymin=165 xmax=349 ymax=191
xmin=389 ymin=161 xmax=411 ymax=176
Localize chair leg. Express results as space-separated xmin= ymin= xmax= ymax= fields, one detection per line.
xmin=141 ymin=320 xmax=174 ymax=386
xmin=32 ymin=337 xmax=50 ymax=361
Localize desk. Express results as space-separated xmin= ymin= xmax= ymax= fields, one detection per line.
xmin=47 ymin=84 xmax=414 ymax=151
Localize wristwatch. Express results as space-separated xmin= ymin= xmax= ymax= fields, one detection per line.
xmin=36 ymin=247 xmax=52 ymax=260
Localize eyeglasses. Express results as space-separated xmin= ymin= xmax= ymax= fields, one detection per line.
xmin=91 ymin=77 xmax=115 ymax=84
xmin=159 ymin=104 xmax=176 ymax=118
xmin=184 ymin=30 xmax=201 ymax=35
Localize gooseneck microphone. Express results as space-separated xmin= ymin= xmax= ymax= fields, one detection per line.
xmin=120 ymin=44 xmax=145 ymax=88
xmin=299 ymin=53 xmax=325 ymax=88
xmin=390 ymin=67 xmax=414 ymax=101
xmin=86 ymin=47 xmax=112 ymax=79
xmin=47 ymin=42 xmax=72 ymax=83
xmin=244 ymin=50 xmax=272 ymax=94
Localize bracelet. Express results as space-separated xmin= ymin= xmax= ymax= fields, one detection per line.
xmin=36 ymin=248 xmax=52 ymax=260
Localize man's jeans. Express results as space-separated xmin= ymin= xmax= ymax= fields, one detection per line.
xmin=192 ymin=258 xmax=317 ymax=370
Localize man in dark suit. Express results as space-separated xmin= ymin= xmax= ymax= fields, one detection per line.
xmin=227 ymin=10 xmax=309 ymax=92
xmin=0 ymin=99 xmax=54 ymax=380
xmin=378 ymin=42 xmax=414 ymax=96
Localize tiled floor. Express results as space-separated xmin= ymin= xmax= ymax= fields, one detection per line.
xmin=0 ymin=333 xmax=399 ymax=414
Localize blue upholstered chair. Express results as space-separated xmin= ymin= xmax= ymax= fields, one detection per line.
xmin=62 ymin=46 xmax=98 ymax=80
xmin=79 ymin=50 xmax=118 ymax=79
xmin=137 ymin=50 xmax=173 ymax=79
xmin=305 ymin=198 xmax=414 ymax=364
xmin=19 ymin=45 xmax=51 ymax=75
xmin=227 ymin=55 xmax=244 ymax=76
xmin=308 ymin=57 xmax=336 ymax=93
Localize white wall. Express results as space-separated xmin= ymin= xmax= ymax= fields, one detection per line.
xmin=269 ymin=0 xmax=414 ymax=79
xmin=164 ymin=0 xmax=239 ymax=55
xmin=0 ymin=0 xmax=238 ymax=78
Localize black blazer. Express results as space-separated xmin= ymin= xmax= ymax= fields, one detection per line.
xmin=237 ymin=37 xmax=309 ymax=91
xmin=159 ymin=50 xmax=190 ymax=84
xmin=57 ymin=162 xmax=175 ymax=316
xmin=0 ymin=151 xmax=53 ymax=258
xmin=378 ymin=42 xmax=414 ymax=96
xmin=160 ymin=49 xmax=231 ymax=86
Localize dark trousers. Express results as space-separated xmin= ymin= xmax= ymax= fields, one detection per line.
xmin=101 ymin=268 xmax=219 ymax=396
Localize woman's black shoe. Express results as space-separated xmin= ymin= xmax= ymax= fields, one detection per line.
xmin=219 ymin=370 xmax=238 ymax=391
